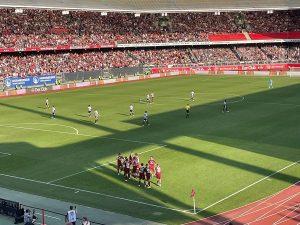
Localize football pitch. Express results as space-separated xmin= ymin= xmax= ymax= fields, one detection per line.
xmin=0 ymin=75 xmax=299 ymax=225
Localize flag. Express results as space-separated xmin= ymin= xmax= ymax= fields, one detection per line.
xmin=191 ymin=188 xmax=196 ymax=198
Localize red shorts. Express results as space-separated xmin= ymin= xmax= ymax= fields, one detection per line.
xmin=156 ymin=173 xmax=161 ymax=179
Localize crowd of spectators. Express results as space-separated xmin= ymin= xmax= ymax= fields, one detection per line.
xmin=0 ymin=45 xmax=299 ymax=77
xmin=191 ymin=48 xmax=240 ymax=64
xmin=0 ymin=9 xmax=299 ymax=49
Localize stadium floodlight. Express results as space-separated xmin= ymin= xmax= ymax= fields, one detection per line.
xmin=15 ymin=8 xmax=23 ymax=13
xmin=62 ymin=10 xmax=69 ymax=15
xmin=135 ymin=13 xmax=140 ymax=17
xmin=101 ymin=12 xmax=107 ymax=16
xmin=267 ymin=10 xmax=274 ymax=14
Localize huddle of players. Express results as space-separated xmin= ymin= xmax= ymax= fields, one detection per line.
xmin=117 ymin=153 xmax=162 ymax=188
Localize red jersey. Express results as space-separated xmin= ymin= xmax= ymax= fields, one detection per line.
xmin=155 ymin=166 xmax=161 ymax=179
xmin=148 ymin=159 xmax=156 ymax=172
xmin=117 ymin=156 xmax=123 ymax=166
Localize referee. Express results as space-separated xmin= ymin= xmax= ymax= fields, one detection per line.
xmin=185 ymin=104 xmax=191 ymax=118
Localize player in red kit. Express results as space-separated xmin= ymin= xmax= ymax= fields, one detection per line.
xmin=148 ymin=156 xmax=156 ymax=175
xmin=124 ymin=157 xmax=130 ymax=181
xmin=155 ymin=164 xmax=162 ymax=187
xmin=138 ymin=163 xmax=145 ymax=187
xmin=129 ymin=153 xmax=133 ymax=165
xmin=116 ymin=153 xmax=124 ymax=175
xmin=132 ymin=156 xmax=139 ymax=178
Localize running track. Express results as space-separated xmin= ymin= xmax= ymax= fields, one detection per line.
xmin=186 ymin=182 xmax=300 ymax=225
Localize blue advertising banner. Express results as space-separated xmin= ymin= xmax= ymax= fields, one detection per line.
xmin=4 ymin=75 xmax=56 ymax=88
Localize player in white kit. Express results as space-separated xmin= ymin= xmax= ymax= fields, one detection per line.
xmin=94 ymin=110 xmax=99 ymax=123
xmin=191 ymin=91 xmax=195 ymax=101
xmin=129 ymin=104 xmax=134 ymax=116
xmin=88 ymin=105 xmax=92 ymax=117
xmin=51 ymin=106 xmax=56 ymax=119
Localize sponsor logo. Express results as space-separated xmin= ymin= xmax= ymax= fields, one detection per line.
xmin=33 ymin=76 xmax=39 ymax=84
xmin=32 ymin=87 xmax=48 ymax=93
xmin=4 ymin=78 xmax=12 ymax=87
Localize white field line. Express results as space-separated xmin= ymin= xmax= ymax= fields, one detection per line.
xmin=216 ymin=193 xmax=300 ymax=225
xmin=181 ymin=181 xmax=300 ymax=225
xmin=35 ymin=212 xmax=61 ymax=221
xmin=196 ymin=160 xmax=300 ymax=214
xmin=47 ymin=144 xmax=167 ymax=184
xmin=246 ymin=101 xmax=300 ymax=107
xmin=0 ymin=124 xmax=160 ymax=145
xmin=0 ymin=172 xmax=194 ymax=215
xmin=245 ymin=192 xmax=300 ymax=225
xmin=272 ymin=203 xmax=300 ymax=225
xmin=14 ymin=122 xmax=79 ymax=135
xmin=0 ymin=152 xmax=12 ymax=156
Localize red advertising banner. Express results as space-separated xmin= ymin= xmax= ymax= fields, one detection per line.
xmin=151 ymin=63 xmax=299 ymax=73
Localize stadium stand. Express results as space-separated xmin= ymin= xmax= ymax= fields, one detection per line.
xmin=0 ymin=9 xmax=299 ymax=50
xmin=0 ymin=45 xmax=299 ymax=77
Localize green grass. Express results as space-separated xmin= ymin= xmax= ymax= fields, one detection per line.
xmin=0 ymin=75 xmax=299 ymax=225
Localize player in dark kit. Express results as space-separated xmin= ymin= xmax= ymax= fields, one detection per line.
xmin=185 ymin=104 xmax=190 ymax=118
xmin=143 ymin=111 xmax=150 ymax=126
xmin=145 ymin=164 xmax=151 ymax=188
xmin=138 ymin=163 xmax=145 ymax=187
xmin=116 ymin=153 xmax=124 ymax=175
xmin=222 ymin=99 xmax=229 ymax=113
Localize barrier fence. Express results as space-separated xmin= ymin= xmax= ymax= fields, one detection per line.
xmin=22 ymin=204 xmax=105 ymax=225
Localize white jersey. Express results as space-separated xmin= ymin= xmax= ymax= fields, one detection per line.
xmin=191 ymin=91 xmax=195 ymax=97
xmin=67 ymin=210 xmax=77 ymax=223
xmin=88 ymin=106 xmax=92 ymax=112
xmin=144 ymin=112 xmax=148 ymax=119
xmin=129 ymin=105 xmax=134 ymax=111
xmin=146 ymin=94 xmax=150 ymax=100
xmin=46 ymin=99 xmax=49 ymax=105
xmin=52 ymin=107 xmax=56 ymax=114
xmin=151 ymin=93 xmax=154 ymax=98
xmin=94 ymin=110 xmax=99 ymax=118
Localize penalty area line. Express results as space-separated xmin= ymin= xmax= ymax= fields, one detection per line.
xmin=196 ymin=160 xmax=300 ymax=214
xmin=0 ymin=172 xmax=194 ymax=215
xmin=0 ymin=124 xmax=160 ymax=145
xmin=46 ymin=144 xmax=167 ymax=184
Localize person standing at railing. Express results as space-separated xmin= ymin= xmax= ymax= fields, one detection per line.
xmin=82 ymin=217 xmax=91 ymax=225
xmin=65 ymin=206 xmax=77 ymax=225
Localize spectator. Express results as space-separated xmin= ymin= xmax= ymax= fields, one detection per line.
xmin=82 ymin=217 xmax=91 ymax=225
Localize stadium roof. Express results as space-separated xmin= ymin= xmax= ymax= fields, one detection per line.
xmin=0 ymin=0 xmax=299 ymax=13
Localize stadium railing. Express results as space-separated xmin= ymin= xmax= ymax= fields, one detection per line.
xmin=22 ymin=204 xmax=105 ymax=225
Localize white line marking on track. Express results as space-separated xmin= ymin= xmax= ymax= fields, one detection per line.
xmin=245 ymin=192 xmax=300 ymax=225
xmin=47 ymin=145 xmax=167 ymax=184
xmin=0 ymin=124 xmax=160 ymax=145
xmin=216 ymin=193 xmax=300 ymax=225
xmin=245 ymin=203 xmax=300 ymax=225
xmin=181 ymin=181 xmax=300 ymax=225
xmin=272 ymin=203 xmax=300 ymax=225
xmin=0 ymin=172 xmax=194 ymax=215
xmin=196 ymin=160 xmax=300 ymax=214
